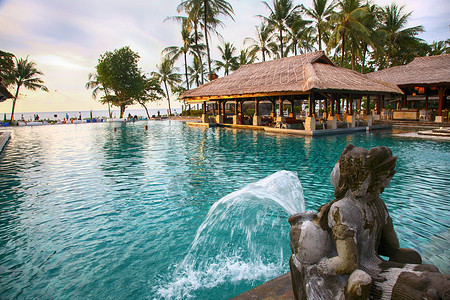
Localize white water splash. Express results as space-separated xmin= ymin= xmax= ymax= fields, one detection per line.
xmin=155 ymin=170 xmax=305 ymax=299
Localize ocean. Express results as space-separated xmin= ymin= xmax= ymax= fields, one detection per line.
xmin=1 ymin=108 xmax=184 ymax=122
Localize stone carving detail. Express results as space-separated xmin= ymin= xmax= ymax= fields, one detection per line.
xmin=289 ymin=144 xmax=449 ymax=299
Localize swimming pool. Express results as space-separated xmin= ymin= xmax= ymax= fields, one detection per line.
xmin=0 ymin=121 xmax=449 ymax=299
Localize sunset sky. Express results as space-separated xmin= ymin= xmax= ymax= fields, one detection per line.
xmin=0 ymin=0 xmax=448 ymax=115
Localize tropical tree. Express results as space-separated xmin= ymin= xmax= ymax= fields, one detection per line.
xmin=85 ymin=72 xmax=113 ymax=118
xmin=96 ymin=46 xmax=144 ymax=118
xmin=285 ymin=16 xmax=312 ymax=56
xmin=8 ymin=57 xmax=48 ymax=122
xmin=162 ymin=18 xmax=199 ymax=90
xmin=377 ymin=4 xmax=424 ymax=67
xmin=215 ymin=42 xmax=238 ymax=75
xmin=260 ymin=0 xmax=302 ymax=58
xmin=302 ymin=0 xmax=336 ymax=51
xmin=236 ymin=47 xmax=258 ymax=67
xmin=328 ymin=0 xmax=370 ymax=67
xmin=179 ymin=0 xmax=234 ymax=80
xmin=0 ymin=50 xmax=15 ymax=81
xmin=135 ymin=75 xmax=165 ymax=119
xmin=245 ymin=22 xmax=276 ymax=62
xmin=428 ymin=40 xmax=450 ymax=56
xmin=187 ymin=56 xmax=208 ymax=87
xmin=152 ymin=57 xmax=182 ymax=115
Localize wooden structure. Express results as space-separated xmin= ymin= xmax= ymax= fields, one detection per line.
xmin=367 ymin=54 xmax=450 ymax=122
xmin=180 ymin=51 xmax=402 ymax=130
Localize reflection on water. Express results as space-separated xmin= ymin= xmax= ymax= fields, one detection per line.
xmin=0 ymin=122 xmax=449 ymax=299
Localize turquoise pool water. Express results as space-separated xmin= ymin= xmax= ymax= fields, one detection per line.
xmin=0 ymin=121 xmax=449 ymax=299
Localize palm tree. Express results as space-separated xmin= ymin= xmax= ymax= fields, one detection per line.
xmin=378 ymin=4 xmax=424 ymax=67
xmin=428 ymin=40 xmax=450 ymax=56
xmin=302 ymin=0 xmax=336 ymax=51
xmin=285 ymin=16 xmax=312 ymax=56
xmin=174 ymin=2 xmax=205 ymax=84
xmin=236 ymin=47 xmax=258 ymax=67
xmin=359 ymin=3 xmax=384 ymax=73
xmin=162 ymin=19 xmax=197 ymax=90
xmin=187 ymin=56 xmax=208 ymax=88
xmin=215 ymin=42 xmax=238 ymax=76
xmin=260 ymin=0 xmax=302 ymax=58
xmin=328 ymin=0 xmax=370 ymax=67
xmin=245 ymin=22 xmax=276 ymax=62
xmin=9 ymin=57 xmax=48 ymax=122
xmin=152 ymin=58 xmax=182 ymax=115
xmin=179 ymin=0 xmax=234 ymax=80
xmin=85 ymin=72 xmax=113 ymax=118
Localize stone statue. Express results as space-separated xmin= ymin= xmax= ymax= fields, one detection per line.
xmin=289 ymin=144 xmax=449 ymax=300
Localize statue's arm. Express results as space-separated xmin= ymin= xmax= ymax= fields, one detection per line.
xmin=378 ymin=216 xmax=422 ymax=264
xmin=318 ymin=208 xmax=358 ymax=275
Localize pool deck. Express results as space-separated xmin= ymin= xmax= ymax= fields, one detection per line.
xmin=231 ymin=272 xmax=294 ymax=300
xmin=0 ymin=131 xmax=11 ymax=154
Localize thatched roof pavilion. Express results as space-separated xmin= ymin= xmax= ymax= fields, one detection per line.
xmin=367 ymin=54 xmax=450 ymax=121
xmin=181 ymin=51 xmax=402 ymax=128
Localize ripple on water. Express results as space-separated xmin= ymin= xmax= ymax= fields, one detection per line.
xmin=0 ymin=123 xmax=449 ymax=299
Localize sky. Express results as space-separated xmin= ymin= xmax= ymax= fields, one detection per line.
xmin=0 ymin=0 xmax=449 ymax=114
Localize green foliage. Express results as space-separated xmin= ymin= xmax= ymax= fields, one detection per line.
xmin=96 ymin=46 xmax=145 ymax=117
xmin=0 ymin=50 xmax=15 ymax=82
xmin=8 ymin=57 xmax=48 ymax=122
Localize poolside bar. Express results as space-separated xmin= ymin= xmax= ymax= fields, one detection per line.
xmin=367 ymin=54 xmax=450 ymax=122
xmin=180 ymin=51 xmax=403 ymax=131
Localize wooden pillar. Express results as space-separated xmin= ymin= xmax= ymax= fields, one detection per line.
xmin=403 ymin=94 xmax=407 ymax=108
xmin=271 ymin=99 xmax=276 ymax=117
xmin=239 ymin=100 xmax=244 ymax=116
xmin=425 ymin=89 xmax=429 ymax=110
xmin=279 ymin=96 xmax=284 ymax=117
xmin=438 ymin=86 xmax=444 ymax=116
xmin=202 ymin=101 xmax=207 ymax=113
xmin=254 ymin=98 xmax=259 ymax=116
xmin=291 ymin=97 xmax=295 ymax=117
xmin=331 ymin=94 xmax=335 ymax=116
xmin=222 ymin=101 xmax=227 ymax=116
xmin=349 ymin=95 xmax=353 ymax=115
xmin=218 ymin=101 xmax=222 ymax=116
xmin=324 ymin=97 xmax=328 ymax=118
xmin=234 ymin=99 xmax=238 ymax=116
xmin=366 ymin=95 xmax=371 ymax=115
xmin=337 ymin=97 xmax=341 ymax=114
xmin=376 ymin=95 xmax=381 ymax=115
xmin=308 ymin=93 xmax=314 ymax=117
xmin=358 ymin=98 xmax=362 ymax=111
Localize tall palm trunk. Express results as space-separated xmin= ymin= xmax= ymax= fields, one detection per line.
xmin=194 ymin=22 xmax=204 ymax=85
xmin=340 ymin=30 xmax=346 ymax=67
xmin=10 ymin=84 xmax=21 ymax=123
xmin=164 ymin=80 xmax=171 ymax=115
xmin=184 ymin=52 xmax=189 ymax=89
xmin=203 ymin=0 xmax=213 ymax=79
xmin=318 ymin=28 xmax=322 ymax=51
xmin=361 ymin=43 xmax=367 ymax=74
xmin=279 ymin=28 xmax=284 ymax=57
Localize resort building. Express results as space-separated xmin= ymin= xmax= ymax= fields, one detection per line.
xmin=367 ymin=54 xmax=450 ymax=123
xmin=181 ymin=51 xmax=402 ymax=131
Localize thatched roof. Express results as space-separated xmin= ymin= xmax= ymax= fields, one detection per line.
xmin=181 ymin=51 xmax=402 ymax=101
xmin=0 ymin=82 xmax=14 ymax=102
xmin=367 ymin=54 xmax=450 ymax=87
